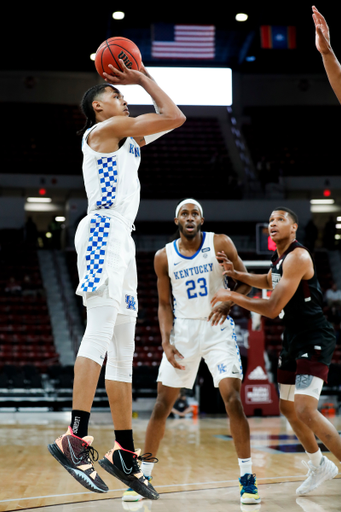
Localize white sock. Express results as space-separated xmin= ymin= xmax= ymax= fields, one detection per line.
xmin=238 ymin=457 xmax=252 ymax=477
xmin=306 ymin=449 xmax=323 ymax=467
xmin=141 ymin=461 xmax=154 ymax=478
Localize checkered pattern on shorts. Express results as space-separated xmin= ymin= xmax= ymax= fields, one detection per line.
xmin=80 ymin=214 xmax=111 ymax=292
xmin=96 ymin=156 xmax=117 ymax=209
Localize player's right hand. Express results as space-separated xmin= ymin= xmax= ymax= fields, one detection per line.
xmin=104 ymin=60 xmax=143 ymax=86
xmin=163 ymin=343 xmax=185 ymax=370
xmin=217 ymin=252 xmax=238 ymax=279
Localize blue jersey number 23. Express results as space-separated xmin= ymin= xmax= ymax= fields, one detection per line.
xmin=186 ymin=278 xmax=208 ymax=299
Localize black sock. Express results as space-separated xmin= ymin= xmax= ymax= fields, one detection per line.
xmin=70 ymin=410 xmax=90 ymax=438
xmin=115 ymin=429 xmax=135 ymax=453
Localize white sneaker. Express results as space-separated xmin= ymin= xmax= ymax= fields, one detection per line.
xmin=122 ymin=476 xmax=154 ymax=502
xmin=296 ymin=456 xmax=338 ymax=495
xmin=122 ymin=501 xmax=152 ymax=511
xmin=122 ymin=488 xmax=143 ymax=502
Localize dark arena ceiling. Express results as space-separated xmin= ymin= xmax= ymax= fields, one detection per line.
xmin=2 ymin=2 xmax=341 ymax=75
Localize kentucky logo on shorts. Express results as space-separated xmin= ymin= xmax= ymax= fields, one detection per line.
xmin=96 ymin=156 xmax=118 ymax=209
xmin=125 ymin=295 xmax=137 ymax=311
xmin=217 ymin=363 xmax=227 ymax=374
xmin=80 ymin=214 xmax=111 ymax=292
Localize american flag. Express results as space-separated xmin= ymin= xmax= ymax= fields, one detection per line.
xmin=152 ymin=24 xmax=215 ymax=60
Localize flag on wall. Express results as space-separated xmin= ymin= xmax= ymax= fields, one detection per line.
xmin=260 ymin=26 xmax=296 ymax=49
xmin=152 ymin=24 xmax=215 ymax=59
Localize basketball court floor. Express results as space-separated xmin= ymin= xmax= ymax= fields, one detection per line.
xmin=1 ymin=411 xmax=340 ymax=512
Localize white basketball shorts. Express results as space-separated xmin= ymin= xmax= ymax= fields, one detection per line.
xmin=157 ymin=316 xmax=243 ymax=389
xmin=74 ymin=213 xmax=137 ymax=317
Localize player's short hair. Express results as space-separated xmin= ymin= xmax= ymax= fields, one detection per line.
xmin=273 ymin=206 xmax=299 ymax=225
xmin=78 ymin=84 xmax=120 ymax=136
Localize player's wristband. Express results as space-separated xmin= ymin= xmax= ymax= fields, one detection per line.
xmin=144 ymin=129 xmax=173 ymax=145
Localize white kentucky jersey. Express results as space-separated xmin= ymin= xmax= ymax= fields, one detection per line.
xmin=82 ymin=126 xmax=141 ymax=227
xmin=165 ymin=232 xmax=228 ymax=319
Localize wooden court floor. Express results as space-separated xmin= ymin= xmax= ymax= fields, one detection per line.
xmin=0 ymin=411 xmax=340 ymax=512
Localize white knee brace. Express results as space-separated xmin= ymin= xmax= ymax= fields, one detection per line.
xmin=279 ymin=375 xmax=324 ymax=402
xmin=105 ymin=315 xmax=136 ymax=383
xmin=294 ymin=374 xmax=324 ymax=400
xmin=77 ymin=305 xmax=118 ymax=365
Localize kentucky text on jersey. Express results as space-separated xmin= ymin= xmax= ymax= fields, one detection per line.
xmin=174 ymin=263 xmax=214 ymax=280
xmin=129 ymin=143 xmax=140 ymax=157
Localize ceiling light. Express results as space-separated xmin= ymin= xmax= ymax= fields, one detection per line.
xmin=310 ymin=204 xmax=339 ymax=213
xmin=26 ymin=197 xmax=52 ymax=203
xmin=336 ymin=224 xmax=341 ymax=229
xmin=55 ymin=216 xmax=66 ymax=222
xmin=236 ymin=13 xmax=248 ymax=22
xmin=112 ymin=11 xmax=125 ymax=20
xmin=90 ymin=53 xmax=96 ymax=62
xmin=310 ymin=199 xmax=335 ymax=204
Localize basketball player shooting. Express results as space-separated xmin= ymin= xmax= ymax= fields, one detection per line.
xmin=47 ymin=59 xmax=185 ymax=498
xmin=122 ymin=199 xmax=261 ymax=505
xmin=211 ymin=207 xmax=340 ymax=495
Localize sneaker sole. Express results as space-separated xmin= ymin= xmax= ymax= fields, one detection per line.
xmin=98 ymin=457 xmax=159 ymax=500
xmin=296 ymin=462 xmax=339 ymax=495
xmin=241 ymin=496 xmax=261 ymax=504
xmin=47 ymin=443 xmax=108 ymax=494
xmin=122 ymin=494 xmax=143 ymax=502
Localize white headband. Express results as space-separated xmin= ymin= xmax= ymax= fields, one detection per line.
xmin=175 ymin=199 xmax=203 ymax=218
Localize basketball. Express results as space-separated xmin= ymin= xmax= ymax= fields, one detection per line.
xmin=95 ymin=37 xmax=142 ymax=78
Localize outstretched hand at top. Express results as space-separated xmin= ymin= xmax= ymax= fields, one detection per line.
xmin=312 ymin=6 xmax=331 ymax=55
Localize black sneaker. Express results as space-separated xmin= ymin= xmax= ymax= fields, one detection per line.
xmin=48 ymin=426 xmax=108 ymax=493
xmin=99 ymin=442 xmax=159 ymax=500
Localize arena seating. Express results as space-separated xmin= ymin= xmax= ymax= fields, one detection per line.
xmin=241 ymin=105 xmax=341 ymax=177
xmin=0 ymin=248 xmax=60 ymax=403
xmin=2 ymin=103 xmax=83 ymax=175
xmin=139 ymin=117 xmax=236 ymax=199
xmin=1 ymin=103 xmax=239 ymax=199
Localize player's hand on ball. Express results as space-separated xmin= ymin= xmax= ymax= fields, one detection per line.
xmin=103 ymin=60 xmax=142 ymax=86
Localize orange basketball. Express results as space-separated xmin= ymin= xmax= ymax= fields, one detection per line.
xmin=95 ymin=37 xmax=142 ymax=78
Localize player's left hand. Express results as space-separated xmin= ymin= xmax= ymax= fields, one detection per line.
xmin=211 ymin=288 xmax=233 ymax=308
xmin=208 ymin=302 xmax=232 ymax=325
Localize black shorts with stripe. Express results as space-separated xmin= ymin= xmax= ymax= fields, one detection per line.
xmin=277 ymin=318 xmax=336 ymax=384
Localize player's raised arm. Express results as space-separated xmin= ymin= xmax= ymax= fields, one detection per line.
xmin=312 ymin=6 xmax=341 ymax=104
xmin=211 ymin=249 xmax=310 ymax=319
xmin=103 ymin=60 xmax=186 ymax=141
xmin=209 ymin=235 xmax=254 ymax=325
xmin=217 ymin=248 xmax=272 ymax=291
xmin=154 ymin=248 xmax=185 ymax=370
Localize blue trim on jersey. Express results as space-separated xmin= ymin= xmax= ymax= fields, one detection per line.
xmin=173 ymin=232 xmax=206 ymax=260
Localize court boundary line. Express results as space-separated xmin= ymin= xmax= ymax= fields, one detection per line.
xmin=1 ymin=473 xmax=330 ymax=505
